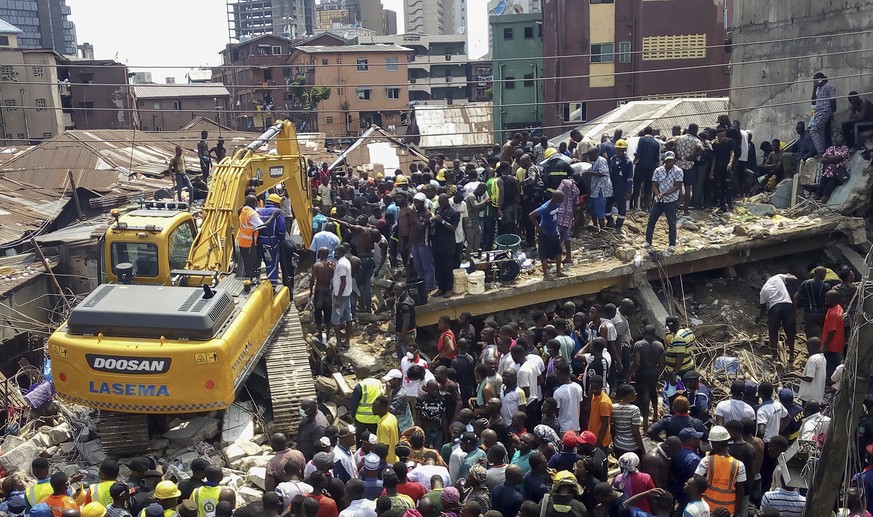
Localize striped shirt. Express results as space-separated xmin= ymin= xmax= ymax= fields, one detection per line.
xmin=611 ymin=402 xmax=642 ymax=451
xmin=760 ymin=488 xmax=806 ymax=516
xmin=665 ymin=328 xmax=695 ymax=374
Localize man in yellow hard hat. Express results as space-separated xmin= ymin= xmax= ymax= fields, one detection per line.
xmin=257 ymin=193 xmax=287 ymax=286
xmin=81 ymin=502 xmax=106 ymax=517
xmin=147 ymin=481 xmax=181 ymax=517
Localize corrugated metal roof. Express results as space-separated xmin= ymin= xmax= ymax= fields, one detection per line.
xmin=0 ymin=253 xmax=56 ymax=297
xmin=133 ymin=84 xmax=230 ymax=99
xmin=413 ymin=103 xmax=493 ymax=149
xmin=294 ymin=44 xmax=412 ymax=53
xmin=0 ymin=19 xmax=22 ymax=34
xmin=550 ymin=98 xmax=730 ymax=144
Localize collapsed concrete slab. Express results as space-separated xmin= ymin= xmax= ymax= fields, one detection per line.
xmin=222 ymin=402 xmax=256 ymax=446
xmin=0 ymin=440 xmax=42 ymax=473
xmin=163 ymin=416 xmax=220 ymax=445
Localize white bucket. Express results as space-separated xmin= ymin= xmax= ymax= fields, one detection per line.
xmin=467 ymin=270 xmax=485 ymax=294
xmin=453 ymin=269 xmax=468 ymax=295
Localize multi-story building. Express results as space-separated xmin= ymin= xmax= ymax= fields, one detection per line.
xmin=230 ymin=0 xmax=315 ymax=40
xmin=215 ymin=33 xmax=346 ymax=131
xmin=406 ymin=0 xmax=461 ymax=35
xmin=0 ymin=18 xmax=21 ymax=48
xmin=358 ymin=33 xmax=468 ymax=104
xmin=541 ymin=0 xmax=732 ymax=137
xmin=311 ymin=0 xmax=385 ymax=34
xmin=134 ymin=84 xmax=230 ymax=132
xmin=468 ymin=53 xmax=492 ymax=102
xmin=288 ymin=44 xmax=412 ymax=137
xmin=0 ymin=49 xmax=65 ymax=144
xmin=57 ymin=58 xmax=135 ymax=130
xmin=490 ymin=13 xmax=542 ymax=140
xmin=0 ymin=0 xmax=77 ymax=55
xmin=382 ymin=10 xmax=397 ymax=36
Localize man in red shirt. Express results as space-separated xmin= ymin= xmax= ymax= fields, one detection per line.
xmin=308 ymin=472 xmax=338 ymax=517
xmin=392 ymin=462 xmax=427 ymax=503
xmin=822 ymin=289 xmax=845 ymax=379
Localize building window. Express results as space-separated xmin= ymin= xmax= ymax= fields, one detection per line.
xmin=35 ymin=98 xmax=47 ymax=110
xmin=326 ymin=116 xmax=334 ymax=124
xmin=0 ymin=36 xmax=8 ymax=46
xmin=642 ymin=34 xmax=707 ymax=60
xmin=357 ymin=58 xmax=369 ymax=71
xmin=619 ymin=41 xmax=632 ymax=63
xmin=386 ymin=57 xmax=398 ymax=71
xmin=524 ymin=26 xmax=533 ymax=39
xmin=152 ymin=101 xmax=161 ymax=110
xmin=523 ymin=73 xmax=534 ymax=87
xmin=538 ymin=24 xmax=543 ymax=37
xmin=386 ymin=87 xmax=401 ymax=99
xmin=0 ymin=65 xmax=15 ymax=80
xmin=503 ymin=28 xmax=513 ymax=40
xmin=42 ymin=132 xmax=52 ymax=139
xmin=322 ymin=58 xmax=329 ymax=65
xmin=590 ymin=0 xmax=613 ymax=3
xmin=3 ymin=100 xmax=16 ymax=111
xmin=591 ymin=43 xmax=615 ymax=63
xmin=505 ymin=77 xmax=515 ymax=89
xmin=272 ymin=46 xmax=282 ymax=55
xmin=32 ymin=66 xmax=44 ymax=77
xmin=563 ymin=102 xmax=586 ymax=122
xmin=173 ymin=100 xmax=182 ymax=110
xmin=357 ymin=88 xmax=371 ymax=100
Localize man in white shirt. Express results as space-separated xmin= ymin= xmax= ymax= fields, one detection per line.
xmin=339 ymin=479 xmax=377 ymax=517
xmin=798 ymin=401 xmax=830 ymax=441
xmin=552 ymin=362 xmax=584 ymax=432
xmin=332 ymin=244 xmax=354 ymax=348
xmin=798 ymin=337 xmax=827 ymax=404
xmin=755 ymin=382 xmax=788 ymax=442
xmin=715 ymin=380 xmax=756 ymax=426
xmin=756 ymin=273 xmax=798 ymax=361
xmin=407 ymin=451 xmax=450 ymax=491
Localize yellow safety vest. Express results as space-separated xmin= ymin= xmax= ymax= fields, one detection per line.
xmin=191 ymin=485 xmax=222 ymax=517
xmin=703 ymin=454 xmax=740 ymax=515
xmin=238 ymin=206 xmax=258 ymax=248
xmin=26 ymin=481 xmax=53 ymax=507
xmin=90 ymin=480 xmax=115 ymax=508
xmin=355 ymin=378 xmax=383 ymax=425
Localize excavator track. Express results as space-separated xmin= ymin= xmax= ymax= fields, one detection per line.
xmin=98 ymin=412 xmax=151 ymax=455
xmin=262 ymin=303 xmax=315 ymax=435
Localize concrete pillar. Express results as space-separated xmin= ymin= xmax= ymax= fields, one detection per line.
xmin=632 ymin=279 xmax=669 ymax=335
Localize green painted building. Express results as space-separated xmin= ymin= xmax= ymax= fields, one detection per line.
xmin=490 ymin=13 xmax=543 ymax=142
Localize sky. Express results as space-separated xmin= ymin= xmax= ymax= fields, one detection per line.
xmin=65 ymin=0 xmax=490 ymax=84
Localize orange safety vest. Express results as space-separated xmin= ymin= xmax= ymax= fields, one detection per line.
xmin=703 ymin=454 xmax=740 ymax=514
xmin=238 ymin=206 xmax=259 ymax=248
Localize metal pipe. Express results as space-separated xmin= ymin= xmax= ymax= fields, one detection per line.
xmin=246 ymin=120 xmax=286 ymax=150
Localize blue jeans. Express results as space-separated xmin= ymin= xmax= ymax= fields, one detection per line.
xmin=359 ymin=256 xmax=376 ymax=312
xmin=175 ymin=174 xmax=194 ymax=202
xmin=411 ymin=243 xmax=435 ymax=290
xmin=331 ymin=295 xmax=353 ymax=325
xmin=645 ymin=200 xmax=679 ymax=246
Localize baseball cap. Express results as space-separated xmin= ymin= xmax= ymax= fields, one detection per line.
xmin=413 ymin=192 xmax=427 ymax=202
xmin=146 ymin=504 xmax=165 ymax=517
xmin=664 ymin=151 xmax=676 ymax=160
xmin=778 ymin=388 xmax=795 ymax=402
xmin=679 ymin=427 xmax=704 ymax=441
xmin=682 ymin=370 xmax=700 ymax=381
xmin=562 ymin=431 xmax=579 ymax=448
xmin=460 ymin=432 xmax=478 ymax=444
xmin=578 ymin=430 xmax=597 ymax=446
xmin=6 ymin=495 xmax=26 ymax=516
xmin=364 ymin=453 xmax=381 ymax=470
xmin=313 ymin=451 xmax=335 ymax=470
xmin=382 ymin=369 xmax=403 ymax=381
xmin=708 ymin=425 xmax=730 ymax=442
xmin=338 ymin=425 xmax=356 ymax=438
xmin=319 ymin=436 xmax=331 ymax=448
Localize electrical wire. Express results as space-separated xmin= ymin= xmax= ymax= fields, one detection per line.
xmin=11 ymin=26 xmax=873 ymax=69
xmin=1 ymin=87 xmax=871 ymax=144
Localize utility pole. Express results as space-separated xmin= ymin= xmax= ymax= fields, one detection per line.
xmin=805 ymin=251 xmax=873 ymax=514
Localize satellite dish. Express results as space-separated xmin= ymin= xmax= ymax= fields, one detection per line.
xmin=490 ymin=0 xmax=507 ymax=15
xmin=510 ymin=4 xmax=525 ymax=13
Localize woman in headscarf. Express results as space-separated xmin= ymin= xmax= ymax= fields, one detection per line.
xmin=611 ymin=452 xmax=655 ymax=513
xmin=460 ymin=463 xmax=491 ymax=512
xmin=440 ymin=486 xmax=462 ymax=517
xmin=533 ymin=424 xmax=561 ymax=460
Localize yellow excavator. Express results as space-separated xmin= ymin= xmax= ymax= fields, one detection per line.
xmin=47 ymin=121 xmax=316 ymax=453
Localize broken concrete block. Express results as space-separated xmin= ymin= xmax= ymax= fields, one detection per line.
xmin=0 ymin=440 xmax=41 ymax=472
xmin=232 ymin=454 xmax=273 ymax=472
xmin=237 ymin=441 xmax=261 ymax=456
xmin=238 ymin=487 xmax=264 ymax=505
xmin=246 ymin=467 xmax=266 ymax=490
xmin=45 ymin=446 xmax=58 ymax=456
xmin=251 ymin=434 xmax=269 ymax=446
xmin=148 ymin=438 xmax=170 ymax=451
xmin=614 ymin=246 xmax=636 ymax=262
xmin=76 ymin=440 xmax=106 ymax=465
xmin=59 ymin=442 xmax=76 ymax=455
xmin=31 ymin=433 xmax=52 ymax=449
xmin=733 ymin=225 xmax=749 ymax=236
xmin=3 ymin=434 xmax=27 ymax=450
xmin=739 ymin=202 xmax=776 ymax=218
xmin=340 ymin=346 xmax=377 ymax=374
xmin=223 ymin=444 xmax=248 ymax=464
xmin=222 ymin=402 xmax=255 ymax=446
xmin=163 ymin=416 xmax=220 ymax=445
xmin=679 ymin=221 xmax=699 ymax=231
xmin=49 ymin=423 xmax=73 ymax=446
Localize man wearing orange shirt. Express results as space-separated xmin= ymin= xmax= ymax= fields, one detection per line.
xmin=587 ymin=374 xmax=613 ymax=453
xmin=822 ymin=289 xmax=845 ymax=379
xmin=43 ymin=473 xmax=78 ymax=517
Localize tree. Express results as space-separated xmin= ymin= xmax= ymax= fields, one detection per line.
xmin=287 ymin=76 xmax=331 ymax=130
